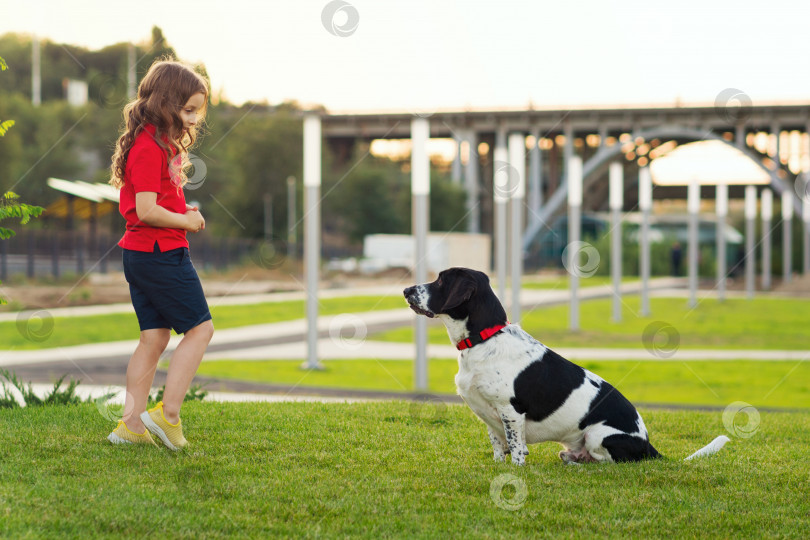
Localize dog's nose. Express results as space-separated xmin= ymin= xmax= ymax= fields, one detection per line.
xmin=403 ymin=286 xmax=416 ymax=298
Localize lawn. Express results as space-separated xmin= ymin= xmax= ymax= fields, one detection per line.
xmin=1 ymin=402 xmax=807 ymax=538
xmin=519 ymin=275 xmax=638 ymax=290
xmin=1 ymin=295 xmax=405 ymax=350
xmin=373 ymin=297 xmax=810 ymax=350
xmin=195 ymin=359 xmax=810 ymax=410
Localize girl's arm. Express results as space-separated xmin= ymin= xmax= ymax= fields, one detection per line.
xmin=136 ymin=192 xmax=205 ymax=231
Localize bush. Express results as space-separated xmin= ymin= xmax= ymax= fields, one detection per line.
xmin=0 ymin=368 xmax=209 ymax=409
xmin=589 ymin=231 xmax=716 ymax=277
xmin=0 ymin=368 xmax=82 ymax=408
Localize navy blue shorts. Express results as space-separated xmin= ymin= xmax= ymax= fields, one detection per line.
xmin=122 ymin=245 xmax=212 ymax=334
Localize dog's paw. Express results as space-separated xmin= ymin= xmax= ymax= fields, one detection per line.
xmin=510 ymin=455 xmax=526 ymax=466
xmin=493 ymin=452 xmax=506 ymax=462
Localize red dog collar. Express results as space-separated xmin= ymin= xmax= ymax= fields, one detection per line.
xmin=456 ymin=324 xmax=508 ymax=351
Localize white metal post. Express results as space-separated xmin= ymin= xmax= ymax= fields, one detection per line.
xmin=451 ymin=133 xmax=462 ymax=184
xmin=782 ymin=190 xmax=793 ymax=284
xmin=745 ymin=186 xmax=757 ymax=299
xmin=804 ymin=191 xmax=810 ymax=275
xmin=287 ymin=176 xmax=296 ymax=260
xmin=465 ymin=130 xmax=480 ymax=234
xmin=639 ymin=167 xmax=652 ymax=317
xmin=761 ymin=189 xmax=773 ymax=290
xmin=687 ymin=178 xmax=700 ymax=308
xmin=493 ymin=129 xmax=508 ymax=303
xmin=609 ymin=162 xmax=623 ymax=322
xmin=411 ymin=117 xmax=430 ymax=391
xmin=127 ymin=43 xmax=136 ymax=100
xmin=804 ymin=128 xmax=810 ymax=275
xmin=568 ymin=156 xmax=583 ymax=331
xmin=528 ymin=128 xmax=543 ymax=227
xmin=303 ymin=114 xmax=323 ymax=370
xmin=716 ymin=183 xmax=728 ymax=301
xmin=508 ymin=133 xmax=526 ymax=323
xmin=32 ymin=35 xmax=41 ymax=106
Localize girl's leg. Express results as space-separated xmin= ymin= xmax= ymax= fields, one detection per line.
xmin=162 ymin=320 xmax=214 ymax=423
xmin=122 ymin=328 xmax=171 ymax=432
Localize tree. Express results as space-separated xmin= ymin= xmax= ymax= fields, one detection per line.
xmin=0 ymin=56 xmax=43 ymax=304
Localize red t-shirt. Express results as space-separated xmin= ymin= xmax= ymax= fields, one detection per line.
xmin=117 ymin=124 xmax=189 ymax=252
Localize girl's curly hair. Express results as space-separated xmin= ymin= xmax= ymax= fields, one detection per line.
xmin=109 ymin=58 xmax=209 ymax=189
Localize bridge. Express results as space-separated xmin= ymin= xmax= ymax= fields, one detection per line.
xmin=319 ymin=101 xmax=810 ymax=250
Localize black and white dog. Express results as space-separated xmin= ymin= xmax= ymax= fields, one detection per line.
xmin=404 ymin=267 xmax=729 ymax=465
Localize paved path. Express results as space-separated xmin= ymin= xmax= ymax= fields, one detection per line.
xmin=10 ymin=383 xmax=801 ymax=414
xmin=6 ymin=383 xmax=378 ymax=406
xmin=2 ymin=277 xmax=807 ymax=394
xmin=203 ymin=339 xmax=810 ymax=362
xmin=0 ymin=277 xmax=685 ymax=367
xmin=0 ymin=285 xmax=405 ymax=323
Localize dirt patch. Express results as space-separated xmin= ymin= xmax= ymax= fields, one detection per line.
xmin=0 ymin=272 xmax=303 ymax=311
xmin=773 ymin=273 xmax=810 ymax=296
xmin=0 ymin=274 xmax=131 ymax=310
xmin=0 ymin=264 xmax=414 ymax=311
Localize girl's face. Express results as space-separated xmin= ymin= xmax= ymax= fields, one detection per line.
xmin=179 ymin=92 xmax=206 ymax=131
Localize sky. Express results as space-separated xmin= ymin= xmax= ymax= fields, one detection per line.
xmin=3 ymin=0 xmax=810 ymax=113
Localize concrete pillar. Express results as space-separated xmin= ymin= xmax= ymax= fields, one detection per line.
xmin=761 ymin=188 xmax=773 ymax=290
xmin=32 ymin=35 xmax=41 ymax=106
xmin=745 ymin=186 xmax=757 ymax=299
xmin=782 ymin=190 xmax=793 ymax=284
xmin=716 ymin=183 xmax=728 ymax=302
xmin=508 ymin=133 xmax=526 ymax=323
xmin=494 ymin=128 xmax=508 ymax=303
xmin=805 ymin=122 xmax=810 ymax=274
xmin=563 ymin=120 xmax=574 ymax=186
xmin=451 ymin=132 xmax=462 ymax=184
xmin=598 ymin=125 xmax=608 ymax=148
xmin=568 ymin=156 xmax=583 ymax=331
xmin=465 ymin=130 xmax=480 ymax=234
xmin=803 ymin=190 xmax=810 ymax=275
xmin=287 ymin=176 xmax=297 ymax=260
xmin=796 ymin=121 xmax=810 ymax=276
xmin=609 ymin=162 xmax=623 ymax=322
xmin=639 ymin=167 xmax=652 ymax=317
xmin=127 ymin=43 xmax=136 ymax=100
xmin=303 ymin=114 xmax=323 ymax=370
xmin=528 ymin=127 xmax=542 ymax=227
xmin=687 ymin=178 xmax=700 ymax=308
xmin=411 ymin=117 xmax=430 ymax=391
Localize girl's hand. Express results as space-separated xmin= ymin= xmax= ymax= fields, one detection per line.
xmin=184 ymin=209 xmax=206 ymax=233
xmin=186 ymin=203 xmax=198 ymax=212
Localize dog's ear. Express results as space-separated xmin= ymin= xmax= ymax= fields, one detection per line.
xmin=440 ymin=278 xmax=476 ymax=312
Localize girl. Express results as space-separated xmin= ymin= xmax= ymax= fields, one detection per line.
xmin=107 ymin=59 xmax=214 ymax=450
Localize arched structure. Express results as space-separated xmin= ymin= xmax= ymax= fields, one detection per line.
xmin=522 ymin=125 xmax=800 ymax=250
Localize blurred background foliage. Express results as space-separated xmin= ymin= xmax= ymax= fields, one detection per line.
xmin=0 ymin=28 xmax=467 ymax=253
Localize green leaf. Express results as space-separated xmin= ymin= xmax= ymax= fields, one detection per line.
xmin=0 ymin=120 xmax=14 ymax=137
xmin=0 ymin=56 xmax=7 ymax=71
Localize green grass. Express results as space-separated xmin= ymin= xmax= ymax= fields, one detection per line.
xmin=196 ymin=359 xmax=810 ymax=410
xmin=1 ymin=402 xmax=807 ymax=538
xmin=373 ymin=297 xmax=810 ymax=350
xmin=520 ymin=275 xmax=638 ymax=290
xmin=1 ymin=295 xmax=405 ymax=350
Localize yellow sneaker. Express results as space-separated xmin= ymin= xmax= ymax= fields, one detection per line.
xmin=107 ymin=420 xmax=158 ymax=446
xmin=141 ymin=401 xmax=188 ymax=451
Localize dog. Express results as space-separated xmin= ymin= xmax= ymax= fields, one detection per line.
xmin=404 ymin=267 xmax=729 ymax=465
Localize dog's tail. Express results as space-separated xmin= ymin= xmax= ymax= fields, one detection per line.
xmin=683 ymin=435 xmax=730 ymax=461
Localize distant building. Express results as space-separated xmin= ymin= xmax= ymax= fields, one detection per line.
xmin=63 ymin=78 xmax=88 ymax=106
xmin=526 ymin=212 xmax=744 ymax=274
